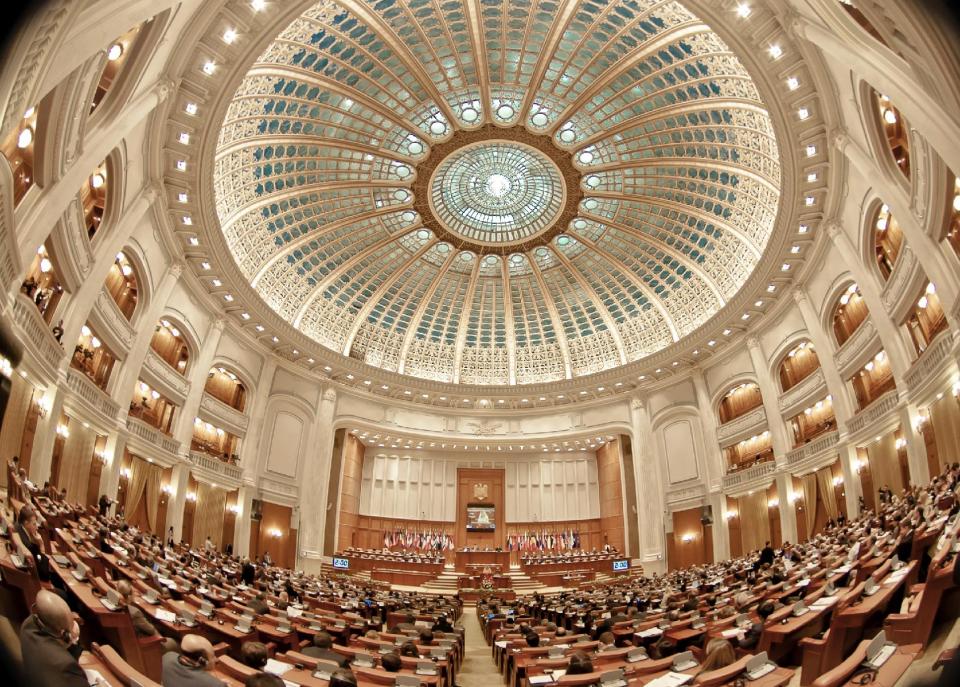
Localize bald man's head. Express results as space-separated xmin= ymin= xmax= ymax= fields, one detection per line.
xmin=116 ymin=581 xmax=133 ymax=602
xmin=35 ymin=589 xmax=71 ymax=635
xmin=181 ymin=634 xmax=216 ymax=670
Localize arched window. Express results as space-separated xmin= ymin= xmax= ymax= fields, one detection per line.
xmin=150 ymin=319 xmax=190 ymax=375
xmin=191 ymin=418 xmax=241 ymax=464
xmin=19 ymin=242 xmax=65 ymax=324
xmin=204 ymin=366 xmax=247 ymax=411
xmin=129 ymin=380 xmax=177 ymax=434
xmin=0 ymin=105 xmax=38 ymax=204
xmin=724 ymin=431 xmax=773 ymax=472
xmin=90 ymin=23 xmax=144 ymax=115
xmin=718 ymin=382 xmax=763 ymax=424
xmin=104 ymin=251 xmax=139 ymax=320
xmin=946 ymin=174 xmax=960 ymax=259
xmin=70 ymin=323 xmax=117 ymax=390
xmin=833 ymin=283 xmax=869 ymax=346
xmin=790 ymin=396 xmax=837 ymax=446
xmin=778 ymin=341 xmax=820 ymax=391
xmin=905 ymin=282 xmax=948 ymax=356
xmin=82 ymin=163 xmax=109 ymax=240
xmin=875 ymin=93 xmax=910 ymax=179
xmin=873 ymin=204 xmax=904 ymax=280
xmin=850 ymin=350 xmax=895 ymax=409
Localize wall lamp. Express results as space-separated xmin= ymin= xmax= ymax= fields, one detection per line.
xmin=268 ymin=528 xmax=283 ymax=539
xmin=186 ymin=491 xmax=197 ymax=502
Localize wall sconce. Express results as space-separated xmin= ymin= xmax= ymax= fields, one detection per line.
xmin=36 ymin=396 xmax=52 ymax=419
xmin=856 ymin=458 xmax=869 ymax=473
xmin=724 ymin=510 xmax=738 ymax=520
xmin=832 ymin=476 xmax=844 ymax=487
xmin=161 ymin=484 xmax=174 ymax=496
xmin=952 ymin=381 xmax=960 ymax=398
xmin=95 ymin=450 xmax=108 ymax=465
xmin=0 ymin=356 xmax=12 ymax=379
xmin=768 ymin=498 xmax=780 ymax=509
xmin=268 ymin=528 xmax=283 ymax=539
xmin=894 ymin=437 xmax=907 ymax=450
xmin=120 ymin=467 xmax=132 ymax=480
xmin=55 ymin=424 xmax=70 ymax=438
xmin=681 ymin=533 xmax=695 ymax=543
xmin=788 ymin=492 xmax=801 ymax=504
xmin=913 ymin=414 xmax=928 ymax=433
xmin=228 ymin=504 xmax=241 ymax=515
xmin=186 ymin=491 xmax=197 ymax=502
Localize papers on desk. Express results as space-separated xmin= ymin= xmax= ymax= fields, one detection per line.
xmin=636 ymin=627 xmax=664 ymax=638
xmin=155 ymin=609 xmax=177 ymax=622
xmin=286 ymin=606 xmax=303 ymax=618
xmin=157 ymin=577 xmax=176 ymax=589
xmin=796 ymin=578 xmax=811 ymax=587
xmin=810 ymin=596 xmax=838 ymax=610
xmin=646 ymin=671 xmax=694 ymax=687
xmin=529 ymin=676 xmax=554 ymax=685
xmin=721 ymin=628 xmax=745 ymax=639
xmin=495 ymin=640 xmax=509 ymax=648
xmin=885 ymin=568 xmax=910 ymax=586
xmin=85 ymin=668 xmax=108 ymax=686
xmin=265 ymin=659 xmax=293 ymax=676
xmin=835 ymin=565 xmax=852 ymax=574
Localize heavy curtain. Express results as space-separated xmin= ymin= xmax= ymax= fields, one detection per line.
xmin=144 ymin=466 xmax=162 ymax=534
xmin=0 ymin=375 xmax=32 ymax=488
xmin=59 ymin=424 xmax=96 ymax=504
xmin=737 ymin=491 xmax=771 ymax=554
xmin=125 ymin=457 xmax=149 ymax=521
xmin=192 ymin=481 xmax=226 ymax=551
xmin=126 ymin=457 xmax=162 ymax=533
xmin=867 ymin=433 xmax=904 ymax=498
xmin=931 ymin=396 xmax=960 ymax=472
xmin=816 ymin=466 xmax=839 ymax=520
xmin=801 ymin=473 xmax=818 ymax=540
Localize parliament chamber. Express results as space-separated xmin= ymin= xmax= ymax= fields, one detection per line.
xmin=2 ymin=1 xmax=960 ymax=686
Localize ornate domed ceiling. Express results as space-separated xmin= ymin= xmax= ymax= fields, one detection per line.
xmin=213 ymin=0 xmax=781 ymax=386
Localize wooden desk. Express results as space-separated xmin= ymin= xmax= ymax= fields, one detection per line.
xmin=455 ymin=550 xmax=510 ymax=572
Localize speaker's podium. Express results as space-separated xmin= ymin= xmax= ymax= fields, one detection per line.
xmin=455 ymin=548 xmax=510 ymax=572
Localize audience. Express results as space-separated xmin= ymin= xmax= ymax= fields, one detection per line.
xmin=699 ymin=638 xmax=736 ymax=673
xmin=240 ymin=641 xmax=268 ymax=670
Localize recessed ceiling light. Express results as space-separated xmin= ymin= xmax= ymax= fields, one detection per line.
xmin=807 ymin=172 xmax=818 ymax=182
xmin=799 ymin=224 xmax=809 ymax=234
xmin=202 ymin=61 xmax=216 ymax=75
xmin=211 ymin=278 xmax=222 ymax=287
xmin=176 ymin=160 xmax=187 ymax=171
xmin=200 ymin=262 xmax=210 ymax=270
xmin=178 ymin=132 xmax=190 ymax=145
xmin=786 ymin=76 xmax=800 ymax=90
xmin=806 ymin=144 xmax=817 ymax=157
xmin=240 ymin=312 xmax=250 ymax=320
xmin=736 ymin=3 xmax=751 ymax=18
xmin=741 ymin=313 xmax=750 ymax=320
xmin=182 ymin=216 xmax=192 ymax=225
xmin=754 ymin=300 xmax=763 ymax=307
xmin=178 ymin=192 xmax=189 ymax=203
xmin=798 ymin=106 xmax=810 ymax=120
xmin=781 ymin=263 xmax=791 ymax=271
xmin=223 ymin=28 xmax=238 ymax=44
xmin=723 ymin=329 xmax=732 ymax=336
xmin=251 ymin=0 xmax=266 ymax=10
xmin=767 ymin=284 xmax=776 ymax=293
xmin=188 ymin=236 xmax=199 ymax=246
xmin=768 ymin=44 xmax=782 ymax=59
xmin=185 ymin=102 xmax=198 ymax=115
xmin=791 ymin=245 xmax=801 ymax=254
xmin=255 ymin=325 xmax=264 ymax=332
xmin=307 ymin=358 xmax=314 ymax=364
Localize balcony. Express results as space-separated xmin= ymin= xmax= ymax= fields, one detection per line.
xmin=717 ymin=406 xmax=767 ymax=445
xmin=188 ymin=451 xmax=242 ymax=483
xmin=904 ymin=330 xmax=955 ymax=392
xmin=778 ymin=368 xmax=826 ymax=417
xmin=199 ymin=392 xmax=248 ymax=436
xmin=10 ymin=293 xmax=65 ymax=377
xmin=846 ymin=389 xmax=899 ymax=435
xmin=721 ymin=459 xmax=777 ymax=492
xmin=835 ymin=320 xmax=877 ymax=376
xmin=142 ymin=348 xmax=189 ymax=402
xmin=785 ymin=430 xmax=840 ymax=471
xmin=91 ymin=288 xmax=135 ymax=353
xmin=126 ymin=415 xmax=180 ymax=457
xmin=65 ymin=367 xmax=120 ymax=423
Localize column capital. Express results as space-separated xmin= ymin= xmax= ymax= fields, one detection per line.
xmin=791 ymin=288 xmax=808 ymax=305
xmin=746 ymin=336 xmax=760 ymax=351
xmin=168 ymin=261 xmax=184 ymax=279
xmin=829 ymin=127 xmax=851 ymax=154
xmin=321 ymin=385 xmax=337 ymax=404
xmin=630 ymin=396 xmax=647 ymax=413
xmin=210 ymin=317 xmax=226 ymax=332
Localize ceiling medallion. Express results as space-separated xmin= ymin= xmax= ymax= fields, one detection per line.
xmin=411 ymin=126 xmax=584 ymax=255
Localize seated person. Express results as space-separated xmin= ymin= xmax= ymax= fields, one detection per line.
xmin=116 ymin=581 xmax=178 ymax=653
xmin=301 ymin=631 xmax=349 ymax=667
xmin=525 ymin=631 xmax=540 ymax=647
xmin=241 ymin=641 xmax=268 ymax=670
xmin=381 ymin=652 xmax=403 ymax=673
xmin=567 ymin=651 xmax=594 ymax=675
xmin=19 ymin=590 xmax=86 ymax=687
xmin=247 ymin=592 xmax=270 ymax=616
xmin=699 ymin=639 xmax=736 ymax=673
xmin=432 ymin=614 xmax=453 ymax=633
xmin=399 ymin=641 xmax=420 ymax=658
xmin=390 ymin=612 xmax=417 ymax=633
xmin=597 ymin=631 xmax=617 ymax=651
xmin=738 ymin=600 xmax=775 ymax=650
xmin=162 ymin=634 xmax=224 ymax=686
xmin=651 ymin=638 xmax=677 ymax=659
xmin=244 ymin=675 xmax=284 ymax=687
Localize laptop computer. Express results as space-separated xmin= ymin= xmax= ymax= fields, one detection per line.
xmin=744 ymin=652 xmax=776 ymax=680
xmin=235 ymin=617 xmax=253 ymax=633
xmin=100 ymin=588 xmax=122 ymax=611
xmin=52 ymin=554 xmax=71 ymax=567
xmin=277 ymin=621 xmax=292 ymax=633
xmin=672 ymin=651 xmax=698 ymax=672
xmin=353 ymin=654 xmax=375 ymax=668
xmin=792 ymin=602 xmax=809 ymax=617
xmin=599 ymin=668 xmax=628 ymax=687
xmin=863 ymin=631 xmax=897 ymax=669
xmin=143 ymin=589 xmax=160 ymax=604
xmin=430 ymin=647 xmax=447 ymax=659
xmin=548 ymin=646 xmax=565 ymax=658
xmin=864 ymin=579 xmax=879 ymax=597
xmin=199 ymin=600 xmax=214 ymax=618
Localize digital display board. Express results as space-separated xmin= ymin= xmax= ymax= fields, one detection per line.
xmin=612 ymin=559 xmax=630 ymax=572
xmin=466 ymin=504 xmax=495 ymax=531
xmin=332 ymin=557 xmax=350 ymax=570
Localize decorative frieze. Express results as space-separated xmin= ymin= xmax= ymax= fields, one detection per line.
xmin=49 ymin=198 xmax=93 ymax=289
xmin=716 ymin=406 xmax=767 ymax=444
xmin=785 ymin=430 xmax=839 ymax=470
xmin=93 ymin=289 xmax=135 ymax=351
xmin=778 ymin=368 xmax=826 ymax=415
xmin=880 ymin=246 xmax=920 ymax=315
xmin=835 ymin=320 xmax=877 ymax=375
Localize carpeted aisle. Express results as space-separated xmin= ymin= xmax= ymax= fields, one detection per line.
xmin=456 ymin=607 xmax=503 ymax=686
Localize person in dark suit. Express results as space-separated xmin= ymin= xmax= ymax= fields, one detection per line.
xmin=19 ymin=590 xmax=86 ymax=687
xmin=240 ymin=641 xmax=268 ymax=670
xmin=329 ymin=669 xmax=358 ymax=687
xmin=15 ymin=503 xmax=51 ymax=582
xmin=738 ymin=600 xmax=775 ymax=651
xmin=241 ymin=558 xmax=256 ymax=585
xmin=162 ymin=634 xmax=225 ymax=686
xmin=301 ymin=632 xmax=349 ymax=667
xmin=247 ymin=592 xmax=270 ymax=616
xmin=116 ymin=581 xmax=178 ymax=653
xmin=432 ymin=614 xmax=453 ymax=633
xmin=758 ymin=542 xmax=776 ymax=567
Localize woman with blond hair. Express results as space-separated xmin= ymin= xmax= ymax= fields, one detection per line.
xmin=699 ymin=639 xmax=737 ymax=673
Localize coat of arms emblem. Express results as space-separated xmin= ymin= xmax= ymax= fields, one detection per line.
xmin=473 ymin=483 xmax=489 ymax=500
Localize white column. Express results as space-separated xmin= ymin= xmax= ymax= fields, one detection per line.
xmin=708 ymin=491 xmax=730 ymax=563
xmin=15 ymin=80 xmax=172 ymax=266
xmin=897 ymin=404 xmax=930 ymax=486
xmin=56 ymin=183 xmax=160 ymax=353
xmin=239 ymin=358 xmax=277 ymax=476
xmin=689 ymin=370 xmax=726 ymax=490
xmin=839 ymin=443 xmax=864 ymax=517
xmin=165 ymin=462 xmax=190 ymax=541
xmin=825 ymin=223 xmax=912 ymax=382
xmin=745 ymin=337 xmax=791 ymax=459
xmin=832 ymin=130 xmax=958 ymax=314
xmin=28 ymin=384 xmax=65 ymax=484
xmin=233 ymin=484 xmax=255 ymax=558
xmin=97 ymin=423 xmax=127 ymax=506
xmin=775 ymin=472 xmax=800 ymax=545
xmin=629 ymin=397 xmax=665 ymax=572
xmin=172 ymin=317 xmax=225 ymax=448
xmin=298 ymin=386 xmax=337 ymax=568
xmin=792 ymin=289 xmax=856 ymax=427
xmin=111 ymin=262 xmax=182 ymax=408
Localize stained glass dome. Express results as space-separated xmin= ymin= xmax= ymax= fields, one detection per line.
xmin=213 ymin=0 xmax=781 ymax=385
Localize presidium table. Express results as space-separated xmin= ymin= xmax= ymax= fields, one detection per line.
xmin=454 ymin=549 xmax=511 ymax=572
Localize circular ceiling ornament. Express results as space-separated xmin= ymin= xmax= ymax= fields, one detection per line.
xmin=212 ymin=0 xmax=783 ymax=386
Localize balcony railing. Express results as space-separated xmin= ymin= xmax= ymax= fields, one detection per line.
xmin=786 ymin=430 xmax=840 ymax=469
xmin=778 ymin=368 xmax=826 ymax=415
xmin=199 ymin=392 xmax=248 ymax=434
xmin=904 ymin=330 xmax=955 ymax=391
xmin=188 ymin=451 xmax=243 ymax=482
xmin=717 ymin=406 xmax=767 ymax=444
xmin=847 ymin=389 xmax=899 ymax=435
xmin=721 ymin=459 xmax=777 ymax=491
xmin=10 ymin=294 xmax=65 ymax=374
xmin=65 ymin=368 xmax=120 ymax=421
xmin=126 ymin=415 xmax=181 ymax=456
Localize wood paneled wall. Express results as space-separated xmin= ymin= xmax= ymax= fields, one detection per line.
xmin=251 ymin=501 xmax=297 ymax=569
xmin=596 ymin=440 xmax=626 ymax=554
xmin=335 ymin=432 xmax=364 ymax=552
xmin=667 ymin=507 xmax=712 ymax=571
xmin=455 ymin=468 xmax=504 ymax=550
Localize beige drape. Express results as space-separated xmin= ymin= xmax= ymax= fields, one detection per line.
xmin=867 ymin=433 xmax=903 ymax=498
xmin=59 ymin=424 xmax=96 ymax=504
xmin=931 ymin=396 xmax=960 ymax=472
xmin=801 ymin=473 xmax=818 ymax=539
xmin=0 ymin=374 xmax=32 ymax=488
xmin=126 ymin=457 xmax=162 ymax=532
xmin=125 ymin=457 xmax=150 ymax=520
xmin=144 ymin=466 xmax=162 ymax=534
xmin=816 ymin=466 xmax=839 ymax=519
xmin=192 ymin=481 xmax=226 ymax=551
xmin=738 ymin=491 xmax=771 ymax=554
